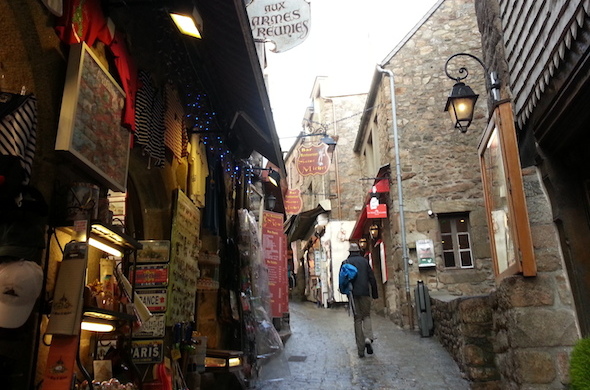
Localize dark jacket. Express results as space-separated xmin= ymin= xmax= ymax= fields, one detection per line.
xmin=346 ymin=253 xmax=378 ymax=299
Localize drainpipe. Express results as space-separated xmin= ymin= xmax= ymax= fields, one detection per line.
xmin=376 ymin=65 xmax=413 ymax=329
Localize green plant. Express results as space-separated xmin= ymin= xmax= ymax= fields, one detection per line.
xmin=570 ymin=337 xmax=590 ymax=390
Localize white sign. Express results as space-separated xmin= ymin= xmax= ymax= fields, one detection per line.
xmin=134 ymin=314 xmax=166 ymax=339
xmin=416 ymin=239 xmax=436 ymax=268
xmin=247 ymin=0 xmax=311 ymax=53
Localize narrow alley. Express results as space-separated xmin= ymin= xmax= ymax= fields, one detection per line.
xmin=253 ymin=301 xmax=470 ymax=390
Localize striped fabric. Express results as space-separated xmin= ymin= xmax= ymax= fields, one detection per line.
xmin=164 ymin=83 xmax=187 ymax=160
xmin=0 ymin=93 xmax=37 ymax=184
xmin=135 ymin=71 xmax=165 ymax=167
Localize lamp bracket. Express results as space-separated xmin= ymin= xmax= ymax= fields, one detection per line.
xmin=444 ymin=53 xmax=485 ymax=83
xmin=445 ymin=52 xmax=501 ymax=100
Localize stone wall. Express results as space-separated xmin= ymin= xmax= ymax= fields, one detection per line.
xmin=326 ymin=94 xmax=368 ymax=221
xmin=362 ymin=0 xmax=496 ymax=328
xmin=432 ymin=166 xmax=580 ymax=388
xmin=431 ymin=294 xmax=501 ymax=389
xmin=473 ymin=0 xmax=582 ymax=387
xmin=487 ymin=167 xmax=579 ymax=389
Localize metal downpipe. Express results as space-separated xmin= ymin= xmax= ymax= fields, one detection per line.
xmin=376 ymin=65 xmax=413 ymax=329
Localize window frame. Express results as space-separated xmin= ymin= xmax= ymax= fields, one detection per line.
xmin=478 ymin=101 xmax=536 ymax=281
xmin=439 ymin=213 xmax=474 ymax=269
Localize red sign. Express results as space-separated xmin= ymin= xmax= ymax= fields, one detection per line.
xmin=296 ymin=143 xmax=330 ymax=176
xmin=284 ymin=189 xmax=303 ymax=215
xmin=262 ymin=211 xmax=288 ymax=318
xmin=367 ymin=203 xmax=387 ymax=218
xmin=132 ymin=264 xmax=169 ymax=287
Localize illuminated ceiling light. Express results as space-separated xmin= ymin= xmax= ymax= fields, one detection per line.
xmin=170 ymin=7 xmax=203 ymax=39
xmin=88 ymin=238 xmax=123 ymax=257
xmin=81 ymin=317 xmax=116 ymax=333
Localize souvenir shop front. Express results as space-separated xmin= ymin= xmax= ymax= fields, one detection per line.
xmin=0 ymin=0 xmax=285 ymax=389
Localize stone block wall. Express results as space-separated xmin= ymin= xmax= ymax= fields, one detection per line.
xmin=431 ymin=294 xmax=501 ymax=389
xmin=363 ymin=0 xmax=496 ymax=328
xmin=432 ymin=167 xmax=581 ymax=389
xmin=487 ymin=167 xmax=579 ymax=389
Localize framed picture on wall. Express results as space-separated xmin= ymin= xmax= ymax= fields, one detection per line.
xmin=55 ymin=42 xmax=130 ymax=192
xmin=478 ymin=101 xmax=536 ymax=280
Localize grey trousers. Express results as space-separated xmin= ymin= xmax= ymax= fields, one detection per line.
xmin=352 ymin=295 xmax=373 ymax=354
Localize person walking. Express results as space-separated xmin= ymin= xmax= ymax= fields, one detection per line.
xmin=343 ymin=242 xmax=378 ymax=358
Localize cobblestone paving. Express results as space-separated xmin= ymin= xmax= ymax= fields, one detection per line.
xmin=252 ymin=301 xmax=470 ymax=390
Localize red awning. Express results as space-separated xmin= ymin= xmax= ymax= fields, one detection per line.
xmin=349 ymin=206 xmax=367 ymax=240
xmin=350 ymin=165 xmax=391 ymax=240
xmin=371 ymin=178 xmax=389 ymax=193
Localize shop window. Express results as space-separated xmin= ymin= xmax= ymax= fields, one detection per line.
xmin=478 ymin=102 xmax=536 ymax=280
xmin=439 ymin=213 xmax=473 ymax=269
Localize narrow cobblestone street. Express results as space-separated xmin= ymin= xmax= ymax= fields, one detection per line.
xmin=253 ymin=300 xmax=470 ymax=390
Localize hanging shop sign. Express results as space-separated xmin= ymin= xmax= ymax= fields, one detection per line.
xmin=262 ymin=211 xmax=288 ymax=318
xmin=366 ymin=196 xmax=387 ymax=218
xmin=247 ymin=0 xmax=311 ymax=53
xmin=284 ymin=188 xmax=303 ymax=215
xmin=416 ymin=239 xmax=436 ymax=268
xmin=296 ymin=143 xmax=330 ymax=176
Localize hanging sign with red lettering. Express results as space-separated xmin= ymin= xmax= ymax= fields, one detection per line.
xmin=247 ymin=0 xmax=311 ymax=53
xmin=366 ymin=196 xmax=387 ymax=218
xmin=284 ymin=189 xmax=303 ymax=215
xmin=296 ymin=143 xmax=330 ymax=176
xmin=262 ymin=211 xmax=288 ymax=318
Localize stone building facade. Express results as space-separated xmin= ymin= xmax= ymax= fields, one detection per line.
xmin=0 ymin=1 xmax=284 ymax=388
xmin=353 ymin=0 xmax=496 ymax=325
xmin=351 ymin=0 xmax=584 ymax=388
xmin=284 ymin=76 xmax=367 ymax=304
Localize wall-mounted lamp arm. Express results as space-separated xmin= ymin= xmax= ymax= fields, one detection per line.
xmin=444 ymin=52 xmax=500 ymax=101
xmin=444 ymin=52 xmax=485 ymax=82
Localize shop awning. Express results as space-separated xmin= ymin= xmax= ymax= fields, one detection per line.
xmin=349 ymin=206 xmax=368 ymax=240
xmin=107 ymin=0 xmax=284 ymax=171
xmin=349 ymin=165 xmax=391 ymax=240
xmin=284 ymin=200 xmax=331 ymax=243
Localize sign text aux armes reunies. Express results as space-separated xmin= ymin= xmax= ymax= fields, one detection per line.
xmin=247 ymin=0 xmax=311 ymax=53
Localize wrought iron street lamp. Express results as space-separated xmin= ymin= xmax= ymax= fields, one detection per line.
xmin=266 ymin=194 xmax=277 ymax=211
xmin=369 ymin=224 xmax=379 ymax=239
xmin=444 ymin=53 xmax=500 ymax=133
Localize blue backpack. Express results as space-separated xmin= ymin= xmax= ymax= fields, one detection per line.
xmin=339 ymin=262 xmax=358 ymax=295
